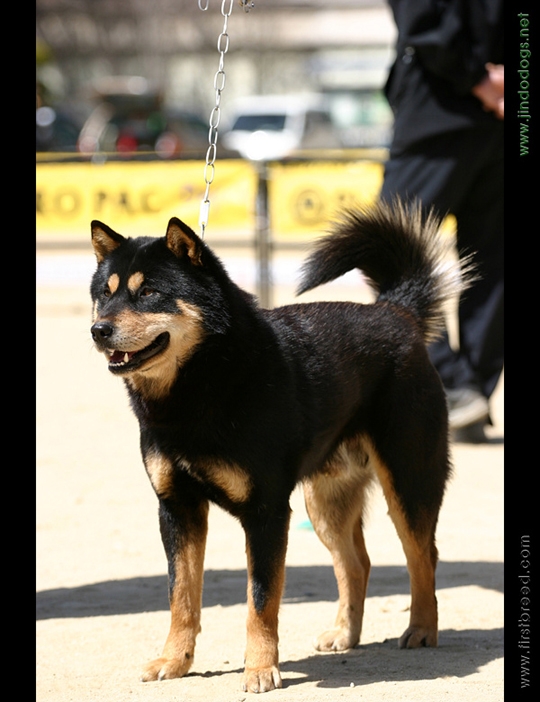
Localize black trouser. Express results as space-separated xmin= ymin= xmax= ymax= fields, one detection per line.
xmin=380 ymin=124 xmax=504 ymax=399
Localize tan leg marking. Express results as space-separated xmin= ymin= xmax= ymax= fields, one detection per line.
xmin=144 ymin=450 xmax=175 ymax=499
xmin=242 ymin=519 xmax=289 ymax=693
xmin=141 ymin=501 xmax=209 ymax=681
xmin=370 ymin=442 xmax=439 ymax=648
xmin=304 ymin=439 xmax=374 ymax=652
xmin=203 ymin=461 xmax=252 ymax=503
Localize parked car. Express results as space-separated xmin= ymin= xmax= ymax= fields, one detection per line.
xmin=326 ymin=89 xmax=393 ymax=148
xmin=36 ymin=105 xmax=84 ymax=152
xmin=77 ymin=76 xmax=210 ymax=159
xmin=221 ymin=94 xmax=342 ymax=160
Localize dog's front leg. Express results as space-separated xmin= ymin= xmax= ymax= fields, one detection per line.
xmin=241 ymin=506 xmax=291 ymax=693
xmin=141 ymin=495 xmax=209 ymax=682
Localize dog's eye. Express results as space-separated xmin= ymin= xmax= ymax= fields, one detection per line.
xmin=103 ymin=287 xmax=112 ymax=298
xmin=140 ymin=287 xmax=156 ymax=297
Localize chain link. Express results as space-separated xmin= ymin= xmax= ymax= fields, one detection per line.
xmin=198 ymin=1 xmax=254 ymax=236
xmin=199 ymin=0 xmax=253 ymax=11
xmin=198 ymin=0 xmax=234 ymax=237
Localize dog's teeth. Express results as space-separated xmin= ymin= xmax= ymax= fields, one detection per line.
xmin=124 ymin=353 xmax=130 ymax=363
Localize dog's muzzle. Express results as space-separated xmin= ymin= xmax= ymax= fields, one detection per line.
xmin=91 ymin=320 xmax=170 ymax=374
xmin=91 ymin=321 xmax=114 ymax=348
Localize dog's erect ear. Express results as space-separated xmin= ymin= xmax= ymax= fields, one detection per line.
xmin=166 ymin=217 xmax=203 ymax=266
xmin=91 ymin=221 xmax=126 ymax=263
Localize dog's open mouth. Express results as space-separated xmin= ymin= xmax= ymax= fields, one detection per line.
xmin=107 ymin=332 xmax=170 ymax=374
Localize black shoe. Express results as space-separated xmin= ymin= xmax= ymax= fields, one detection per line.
xmin=452 ymin=421 xmax=488 ymax=444
xmin=446 ymin=387 xmax=490 ymax=431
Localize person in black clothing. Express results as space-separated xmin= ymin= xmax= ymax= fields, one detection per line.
xmin=380 ymin=0 xmax=504 ymax=442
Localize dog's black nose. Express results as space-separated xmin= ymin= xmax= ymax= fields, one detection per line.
xmin=91 ymin=321 xmax=114 ymax=343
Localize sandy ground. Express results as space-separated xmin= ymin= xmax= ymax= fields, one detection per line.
xmin=36 ymin=246 xmax=503 ymax=701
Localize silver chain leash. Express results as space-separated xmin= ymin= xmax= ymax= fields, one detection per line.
xmin=198 ymin=1 xmax=254 ymax=238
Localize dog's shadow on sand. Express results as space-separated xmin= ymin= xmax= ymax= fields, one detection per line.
xmin=190 ymin=625 xmax=503 ymax=689
xmin=36 ymin=560 xmax=502 ymax=619
xmin=283 ymin=626 xmax=503 ymax=687
xmin=37 ymin=561 xmax=503 ymax=687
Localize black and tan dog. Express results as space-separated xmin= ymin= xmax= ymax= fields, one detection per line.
xmin=90 ymin=200 xmax=464 ymax=693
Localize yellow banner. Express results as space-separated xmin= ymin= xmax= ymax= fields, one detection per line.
xmin=36 ymin=160 xmax=257 ymax=239
xmin=268 ymin=160 xmax=385 ymax=238
xmin=36 ymin=159 xmax=457 ymax=244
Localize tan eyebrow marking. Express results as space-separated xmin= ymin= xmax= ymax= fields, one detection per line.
xmin=107 ymin=273 xmax=120 ymax=294
xmin=128 ymin=271 xmax=145 ymax=294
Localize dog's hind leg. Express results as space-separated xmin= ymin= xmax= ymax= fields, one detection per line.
xmin=365 ymin=399 xmax=449 ymax=650
xmin=303 ymin=441 xmax=374 ymax=651
xmin=375 ymin=458 xmax=440 ymax=648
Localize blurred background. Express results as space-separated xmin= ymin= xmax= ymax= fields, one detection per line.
xmin=37 ymin=0 xmax=395 ymax=156
xmin=36 ymin=0 xmax=398 ymax=308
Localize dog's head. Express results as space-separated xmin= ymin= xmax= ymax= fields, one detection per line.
xmin=90 ymin=217 xmax=228 ymax=398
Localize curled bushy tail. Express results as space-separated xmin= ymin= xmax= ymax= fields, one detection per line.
xmin=297 ymin=199 xmax=473 ymax=343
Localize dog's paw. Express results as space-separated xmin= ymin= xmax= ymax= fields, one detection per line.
xmin=140 ymin=655 xmax=192 ymax=682
xmin=242 ymin=665 xmax=282 ymax=693
xmin=314 ymin=627 xmax=358 ymax=652
xmin=398 ymin=625 xmax=438 ymax=649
